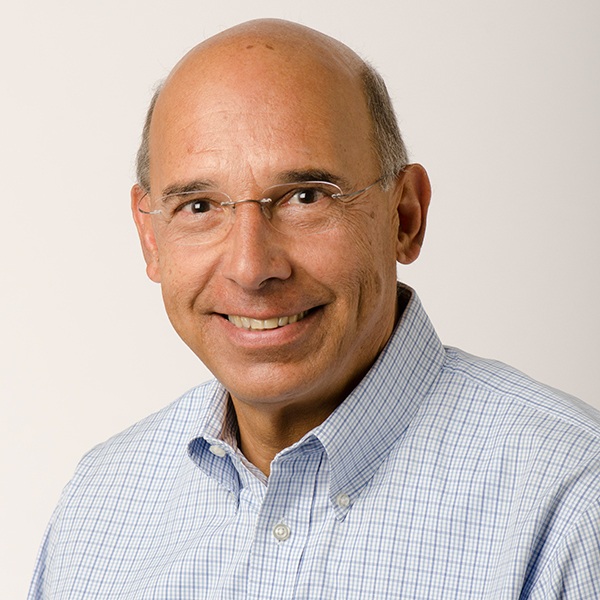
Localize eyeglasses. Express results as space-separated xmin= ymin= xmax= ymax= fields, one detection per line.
xmin=138 ymin=178 xmax=382 ymax=246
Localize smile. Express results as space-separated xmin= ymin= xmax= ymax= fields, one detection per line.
xmin=227 ymin=311 xmax=308 ymax=330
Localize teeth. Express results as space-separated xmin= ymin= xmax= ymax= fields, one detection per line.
xmin=228 ymin=311 xmax=307 ymax=330
xmin=264 ymin=318 xmax=279 ymax=329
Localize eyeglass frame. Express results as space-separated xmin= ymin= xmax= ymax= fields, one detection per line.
xmin=137 ymin=176 xmax=384 ymax=244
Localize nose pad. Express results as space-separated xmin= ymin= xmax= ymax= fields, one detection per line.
xmin=228 ymin=198 xmax=274 ymax=224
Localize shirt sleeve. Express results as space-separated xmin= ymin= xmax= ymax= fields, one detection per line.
xmin=27 ymin=499 xmax=62 ymax=600
xmin=528 ymin=496 xmax=600 ymax=599
xmin=26 ymin=457 xmax=90 ymax=600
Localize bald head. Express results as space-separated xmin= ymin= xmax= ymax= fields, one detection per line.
xmin=169 ymin=19 xmax=363 ymax=82
xmin=136 ymin=19 xmax=407 ymax=193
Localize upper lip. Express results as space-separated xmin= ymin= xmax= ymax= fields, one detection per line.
xmin=215 ymin=303 xmax=320 ymax=320
xmin=227 ymin=310 xmax=309 ymax=330
xmin=223 ymin=309 xmax=309 ymax=319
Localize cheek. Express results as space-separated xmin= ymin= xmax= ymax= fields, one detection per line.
xmin=308 ymin=220 xmax=395 ymax=309
xmin=157 ymin=248 xmax=213 ymax=314
xmin=341 ymin=212 xmax=399 ymax=311
xmin=340 ymin=205 xmax=399 ymax=271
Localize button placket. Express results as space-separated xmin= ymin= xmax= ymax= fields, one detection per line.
xmin=246 ymin=439 xmax=324 ymax=599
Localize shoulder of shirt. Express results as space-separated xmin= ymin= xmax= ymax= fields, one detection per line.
xmin=434 ymin=349 xmax=600 ymax=593
xmin=440 ymin=345 xmax=600 ymax=440
xmin=68 ymin=379 xmax=222 ymax=482
xmin=422 ymin=347 xmax=600 ymax=556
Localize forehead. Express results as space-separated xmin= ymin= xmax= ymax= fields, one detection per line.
xmin=149 ymin=37 xmax=378 ymax=191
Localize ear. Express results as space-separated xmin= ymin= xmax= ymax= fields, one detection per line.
xmin=392 ymin=164 xmax=431 ymax=265
xmin=131 ymin=184 xmax=161 ymax=283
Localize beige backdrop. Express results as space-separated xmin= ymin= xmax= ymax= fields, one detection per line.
xmin=2 ymin=0 xmax=599 ymax=597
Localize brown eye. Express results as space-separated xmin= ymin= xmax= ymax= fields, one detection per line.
xmin=185 ymin=200 xmax=212 ymax=214
xmin=287 ymin=188 xmax=328 ymax=205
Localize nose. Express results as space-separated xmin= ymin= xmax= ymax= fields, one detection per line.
xmin=220 ymin=201 xmax=292 ymax=290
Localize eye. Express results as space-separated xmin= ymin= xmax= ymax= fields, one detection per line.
xmin=286 ymin=187 xmax=329 ymax=205
xmin=181 ymin=199 xmax=212 ymax=214
xmin=168 ymin=192 xmax=222 ymax=218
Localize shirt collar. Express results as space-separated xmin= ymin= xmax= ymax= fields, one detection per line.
xmin=309 ymin=284 xmax=445 ymax=517
xmin=186 ymin=381 xmax=242 ymax=496
xmin=187 ymin=285 xmax=445 ymax=513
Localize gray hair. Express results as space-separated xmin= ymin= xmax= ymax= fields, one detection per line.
xmin=135 ymin=79 xmax=164 ymax=193
xmin=359 ymin=62 xmax=409 ymax=190
xmin=135 ymin=63 xmax=407 ymax=193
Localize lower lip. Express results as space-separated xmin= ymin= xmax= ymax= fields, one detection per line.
xmin=217 ymin=308 xmax=320 ymax=348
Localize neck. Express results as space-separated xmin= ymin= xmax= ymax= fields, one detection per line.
xmin=230 ymin=394 xmax=341 ymax=476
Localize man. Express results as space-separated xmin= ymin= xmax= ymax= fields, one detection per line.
xmin=29 ymin=19 xmax=600 ymax=599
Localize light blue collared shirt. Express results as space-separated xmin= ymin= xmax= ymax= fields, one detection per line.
xmin=29 ymin=286 xmax=600 ymax=599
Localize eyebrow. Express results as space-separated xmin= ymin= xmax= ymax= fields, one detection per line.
xmin=276 ymin=169 xmax=351 ymax=190
xmin=159 ymin=169 xmax=352 ymax=199
xmin=160 ymin=180 xmax=217 ymax=198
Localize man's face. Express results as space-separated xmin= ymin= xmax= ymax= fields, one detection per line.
xmin=134 ymin=40 xmax=421 ymax=416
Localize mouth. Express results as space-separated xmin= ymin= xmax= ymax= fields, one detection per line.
xmin=227 ymin=310 xmax=309 ymax=331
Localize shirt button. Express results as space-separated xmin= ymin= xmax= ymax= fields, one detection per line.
xmin=336 ymin=493 xmax=351 ymax=508
xmin=209 ymin=445 xmax=227 ymax=457
xmin=272 ymin=523 xmax=291 ymax=541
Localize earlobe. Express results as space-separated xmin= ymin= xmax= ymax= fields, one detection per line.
xmin=131 ymin=184 xmax=161 ymax=283
xmin=394 ymin=164 xmax=431 ymax=265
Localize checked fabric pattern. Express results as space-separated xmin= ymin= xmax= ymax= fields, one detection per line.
xmin=29 ymin=287 xmax=600 ymax=599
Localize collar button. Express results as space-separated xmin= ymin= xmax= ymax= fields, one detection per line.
xmin=336 ymin=493 xmax=351 ymax=508
xmin=208 ymin=444 xmax=227 ymax=457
